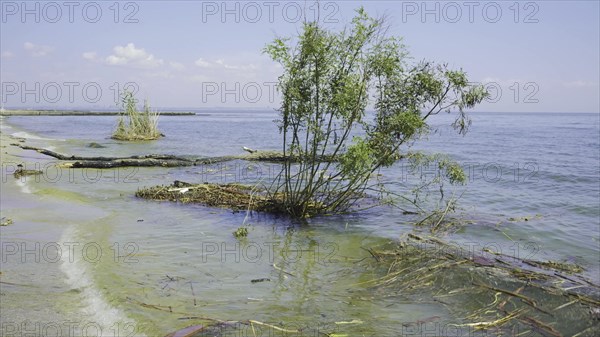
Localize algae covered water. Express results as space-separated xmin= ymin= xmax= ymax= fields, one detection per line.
xmin=1 ymin=111 xmax=599 ymax=336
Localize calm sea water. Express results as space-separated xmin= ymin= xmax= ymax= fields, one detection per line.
xmin=1 ymin=111 xmax=599 ymax=336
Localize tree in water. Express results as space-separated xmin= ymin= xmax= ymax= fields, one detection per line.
xmin=264 ymin=8 xmax=488 ymax=218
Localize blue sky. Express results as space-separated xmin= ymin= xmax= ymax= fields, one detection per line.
xmin=1 ymin=0 xmax=599 ymax=112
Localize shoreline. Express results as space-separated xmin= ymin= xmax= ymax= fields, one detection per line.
xmin=0 ymin=110 xmax=196 ymax=116
xmin=0 ymin=120 xmax=80 ymax=326
xmin=0 ymin=118 xmax=139 ymax=334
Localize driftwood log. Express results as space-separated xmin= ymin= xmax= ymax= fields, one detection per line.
xmin=11 ymin=144 xmax=335 ymax=169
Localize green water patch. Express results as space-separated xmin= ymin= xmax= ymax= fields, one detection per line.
xmin=87 ymin=207 xmax=453 ymax=336
xmin=35 ymin=186 xmax=97 ymax=203
xmin=90 ymin=221 xmax=600 ymax=336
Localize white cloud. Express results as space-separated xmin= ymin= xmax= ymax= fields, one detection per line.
xmin=195 ymin=57 xmax=257 ymax=71
xmin=224 ymin=63 xmax=257 ymax=71
xmin=1 ymin=51 xmax=14 ymax=58
xmin=169 ymin=61 xmax=185 ymax=71
xmin=24 ymin=42 xmax=54 ymax=57
xmin=146 ymin=71 xmax=174 ymax=79
xmin=194 ymin=58 xmax=212 ymax=68
xmin=105 ymin=43 xmax=163 ymax=68
xmin=82 ymin=51 xmax=97 ymax=60
xmin=563 ymin=80 xmax=596 ymax=88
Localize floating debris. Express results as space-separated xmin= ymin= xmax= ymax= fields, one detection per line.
xmin=136 ymin=182 xmax=274 ymax=212
xmin=363 ymin=233 xmax=599 ymax=336
xmin=250 ymin=278 xmax=270 ymax=283
xmin=233 ymin=227 xmax=249 ymax=239
xmin=13 ymin=168 xmax=42 ymax=179
xmin=136 ymin=181 xmax=325 ymax=215
xmin=524 ymin=260 xmax=585 ymax=274
xmin=507 ymin=214 xmax=543 ymax=222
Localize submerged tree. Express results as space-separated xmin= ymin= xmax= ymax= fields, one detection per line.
xmin=264 ymin=8 xmax=488 ymax=218
xmin=112 ymin=90 xmax=161 ymax=141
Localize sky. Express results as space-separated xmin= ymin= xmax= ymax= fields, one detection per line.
xmin=1 ymin=0 xmax=599 ymax=112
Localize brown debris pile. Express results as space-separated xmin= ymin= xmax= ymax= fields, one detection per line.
xmin=135 ymin=181 xmax=284 ymax=213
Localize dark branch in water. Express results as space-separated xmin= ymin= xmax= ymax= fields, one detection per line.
xmin=13 ymin=144 xmax=194 ymax=162
xmin=11 ymin=144 xmax=336 ymax=168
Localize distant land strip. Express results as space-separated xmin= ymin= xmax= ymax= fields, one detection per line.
xmin=0 ymin=110 xmax=196 ymax=116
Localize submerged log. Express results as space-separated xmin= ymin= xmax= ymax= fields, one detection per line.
xmin=68 ymin=159 xmax=194 ymax=168
xmin=12 ymin=144 xmax=336 ymax=169
xmin=13 ymin=144 xmax=195 ymax=162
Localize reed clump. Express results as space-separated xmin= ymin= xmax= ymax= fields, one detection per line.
xmin=112 ymin=91 xmax=161 ymax=141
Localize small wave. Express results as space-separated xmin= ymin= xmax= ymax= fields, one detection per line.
xmin=11 ymin=130 xmax=65 ymax=141
xmin=59 ymin=226 xmax=145 ymax=336
xmin=15 ymin=179 xmax=32 ymax=194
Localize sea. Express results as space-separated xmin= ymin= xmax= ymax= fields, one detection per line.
xmin=1 ymin=111 xmax=599 ymax=336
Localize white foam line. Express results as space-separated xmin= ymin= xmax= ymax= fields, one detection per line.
xmin=60 ymin=226 xmax=145 ymax=337
xmin=11 ymin=130 xmax=65 ymax=141
xmin=15 ymin=179 xmax=32 ymax=194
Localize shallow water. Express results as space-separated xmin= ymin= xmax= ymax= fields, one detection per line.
xmin=1 ymin=111 xmax=599 ymax=336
